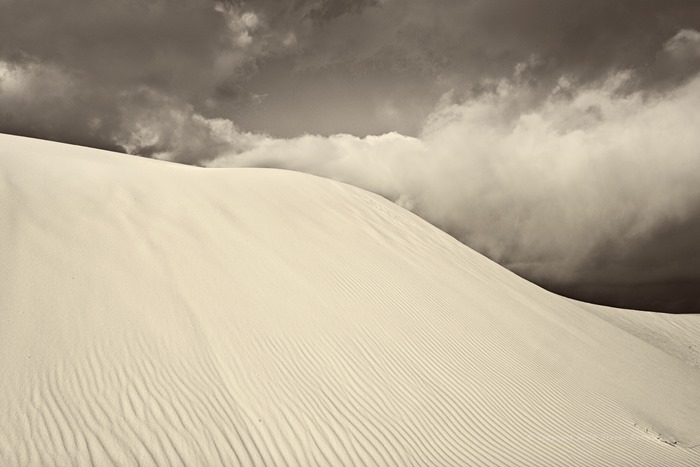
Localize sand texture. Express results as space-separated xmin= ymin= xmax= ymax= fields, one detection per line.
xmin=1 ymin=134 xmax=699 ymax=466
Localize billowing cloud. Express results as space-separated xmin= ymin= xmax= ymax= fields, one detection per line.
xmin=209 ymin=58 xmax=700 ymax=312
xmin=113 ymin=89 xmax=266 ymax=164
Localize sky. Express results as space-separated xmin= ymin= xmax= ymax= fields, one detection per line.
xmin=1 ymin=0 xmax=700 ymax=313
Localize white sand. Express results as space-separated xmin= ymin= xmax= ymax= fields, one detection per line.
xmin=1 ymin=133 xmax=699 ymax=466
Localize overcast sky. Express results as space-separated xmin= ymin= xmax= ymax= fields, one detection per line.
xmin=2 ymin=0 xmax=700 ymax=312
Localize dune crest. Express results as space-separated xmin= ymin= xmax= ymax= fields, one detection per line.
xmin=1 ymin=134 xmax=699 ymax=466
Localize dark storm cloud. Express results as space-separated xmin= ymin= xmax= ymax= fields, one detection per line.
xmin=555 ymin=207 xmax=700 ymax=313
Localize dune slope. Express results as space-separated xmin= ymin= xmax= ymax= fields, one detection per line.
xmin=1 ymin=134 xmax=699 ymax=466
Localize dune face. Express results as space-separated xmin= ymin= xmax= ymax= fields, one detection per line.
xmin=1 ymin=134 xmax=699 ymax=466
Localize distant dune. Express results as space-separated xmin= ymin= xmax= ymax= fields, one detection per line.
xmin=1 ymin=134 xmax=699 ymax=466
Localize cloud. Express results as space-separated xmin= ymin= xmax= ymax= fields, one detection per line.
xmin=209 ymin=55 xmax=700 ymax=311
xmin=648 ymin=28 xmax=700 ymax=89
xmin=0 ymin=60 xmax=124 ymax=151
xmin=113 ymin=89 xmax=266 ymax=164
xmin=230 ymin=0 xmax=700 ymax=137
xmin=0 ymin=0 xmax=290 ymax=152
xmin=305 ymin=0 xmax=381 ymax=23
xmin=0 ymin=59 xmax=261 ymax=163
xmin=663 ymin=29 xmax=700 ymax=59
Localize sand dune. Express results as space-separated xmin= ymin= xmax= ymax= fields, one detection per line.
xmin=1 ymin=133 xmax=699 ymax=466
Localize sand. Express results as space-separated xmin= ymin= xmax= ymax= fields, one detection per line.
xmin=1 ymin=133 xmax=699 ymax=466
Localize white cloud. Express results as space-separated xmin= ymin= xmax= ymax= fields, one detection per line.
xmin=663 ymin=29 xmax=700 ymax=58
xmin=208 ymin=67 xmax=700 ymax=284
xmin=0 ymin=60 xmax=74 ymax=101
xmin=113 ymin=89 xmax=265 ymax=164
xmin=215 ymin=6 xmax=263 ymax=49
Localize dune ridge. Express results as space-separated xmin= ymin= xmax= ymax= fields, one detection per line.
xmin=1 ymin=134 xmax=699 ymax=466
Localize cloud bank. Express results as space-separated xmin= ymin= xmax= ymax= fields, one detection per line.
xmin=209 ymin=55 xmax=700 ymax=311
